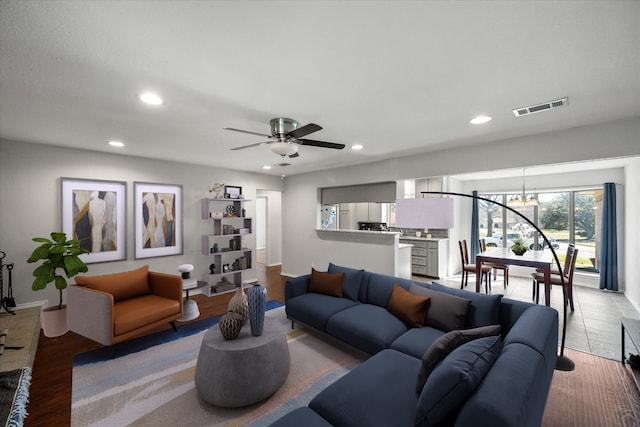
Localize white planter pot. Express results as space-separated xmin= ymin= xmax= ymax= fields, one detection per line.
xmin=41 ymin=305 xmax=68 ymax=337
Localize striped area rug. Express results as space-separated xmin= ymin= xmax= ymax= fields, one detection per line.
xmin=71 ymin=307 xmax=367 ymax=426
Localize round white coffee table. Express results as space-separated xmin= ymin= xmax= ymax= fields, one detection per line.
xmin=194 ymin=317 xmax=290 ymax=407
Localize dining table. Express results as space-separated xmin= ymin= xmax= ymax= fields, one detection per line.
xmin=475 ymin=247 xmax=555 ymax=305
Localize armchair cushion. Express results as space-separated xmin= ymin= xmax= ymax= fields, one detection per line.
xmin=75 ymin=265 xmax=151 ymax=302
xmin=114 ymin=294 xmax=182 ymax=336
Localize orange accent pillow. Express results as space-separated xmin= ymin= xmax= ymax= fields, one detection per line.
xmin=308 ymin=268 xmax=344 ymax=297
xmin=388 ymin=283 xmax=431 ymax=327
xmin=75 ymin=265 xmax=151 ymax=302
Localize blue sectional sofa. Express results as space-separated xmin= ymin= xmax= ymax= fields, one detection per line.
xmin=271 ymin=263 xmax=559 ymax=427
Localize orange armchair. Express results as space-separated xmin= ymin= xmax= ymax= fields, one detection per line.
xmin=67 ymin=265 xmax=183 ymax=346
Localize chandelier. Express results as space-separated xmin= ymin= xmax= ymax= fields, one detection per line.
xmin=507 ymin=169 xmax=538 ymax=207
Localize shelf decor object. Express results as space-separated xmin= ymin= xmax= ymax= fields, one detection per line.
xmin=247 ymin=284 xmax=266 ymax=336
xmin=61 ymin=177 xmax=126 ymax=263
xmin=134 ymin=182 xmax=183 ymax=259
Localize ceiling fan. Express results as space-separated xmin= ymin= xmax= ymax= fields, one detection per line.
xmin=225 ymin=117 xmax=345 ymax=158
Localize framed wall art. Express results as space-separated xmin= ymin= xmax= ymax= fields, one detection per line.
xmin=224 ymin=185 xmax=242 ymax=199
xmin=134 ymin=182 xmax=183 ymax=259
xmin=61 ymin=177 xmax=127 ymax=263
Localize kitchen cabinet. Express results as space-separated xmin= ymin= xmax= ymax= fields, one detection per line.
xmin=399 ymin=237 xmax=447 ymax=279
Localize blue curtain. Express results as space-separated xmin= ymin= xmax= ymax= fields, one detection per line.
xmin=470 ymin=190 xmax=480 ymax=262
xmin=599 ymin=183 xmax=618 ymax=291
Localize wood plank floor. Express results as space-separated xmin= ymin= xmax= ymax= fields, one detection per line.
xmin=25 ymin=265 xmax=286 ymax=427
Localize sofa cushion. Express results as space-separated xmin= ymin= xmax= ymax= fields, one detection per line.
xmin=366 ymin=272 xmax=414 ymax=308
xmin=415 ymin=324 xmax=501 ymax=393
xmin=309 ymin=349 xmax=420 ymax=427
xmin=113 ymin=294 xmax=181 ymax=336
xmin=286 ymin=293 xmax=358 ymax=332
xmin=415 ymin=335 xmax=502 ymax=427
xmin=410 ymin=283 xmax=471 ymax=332
xmin=328 ymin=263 xmax=365 ymax=301
xmin=326 ymin=304 xmax=408 ymax=354
xmin=390 ymin=326 xmax=445 ymax=359
xmin=309 ymin=268 xmax=344 ymax=297
xmin=75 ymin=265 xmax=150 ymax=302
xmin=388 ymin=283 xmax=430 ymax=327
xmin=429 ymin=282 xmax=502 ymax=328
xmin=268 ymin=407 xmax=333 ymax=427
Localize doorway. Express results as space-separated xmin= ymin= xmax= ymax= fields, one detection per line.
xmin=255 ymin=189 xmax=282 ymax=267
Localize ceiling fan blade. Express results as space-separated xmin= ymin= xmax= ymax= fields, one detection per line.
xmin=224 ymin=127 xmax=273 ymax=138
xmin=288 ymin=152 xmax=300 ymax=159
xmin=286 ymin=123 xmax=322 ymax=139
xmin=298 ymin=139 xmax=346 ymax=150
xmin=230 ymin=141 xmax=270 ymax=151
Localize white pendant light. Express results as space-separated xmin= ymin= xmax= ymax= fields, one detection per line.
xmin=270 ymin=142 xmax=298 ymax=157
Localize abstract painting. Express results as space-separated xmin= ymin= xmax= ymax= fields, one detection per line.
xmin=134 ymin=182 xmax=183 ymax=259
xmin=61 ymin=178 xmax=126 ymax=263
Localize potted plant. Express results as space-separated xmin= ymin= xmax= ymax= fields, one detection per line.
xmin=511 ymin=236 xmax=528 ymax=256
xmin=27 ymin=232 xmax=89 ymax=337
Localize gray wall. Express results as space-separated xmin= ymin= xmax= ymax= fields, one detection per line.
xmin=0 ymin=139 xmax=284 ymax=308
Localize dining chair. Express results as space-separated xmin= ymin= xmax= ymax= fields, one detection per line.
xmin=479 ymin=238 xmax=509 ymax=288
xmin=459 ymin=240 xmax=491 ymax=293
xmin=531 ymin=243 xmax=575 ymax=301
xmin=531 ymin=245 xmax=578 ymax=311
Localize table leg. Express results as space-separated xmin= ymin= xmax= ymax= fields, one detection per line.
xmin=544 ymin=266 xmax=551 ymax=307
xmin=622 ymin=322 xmax=626 ymax=365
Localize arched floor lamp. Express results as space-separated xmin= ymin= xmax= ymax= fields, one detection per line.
xmin=421 ymin=191 xmax=575 ymax=371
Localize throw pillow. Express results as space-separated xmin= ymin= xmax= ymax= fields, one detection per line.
xmin=328 ymin=263 xmax=365 ymax=301
xmin=75 ymin=265 xmax=150 ymax=302
xmin=308 ymin=268 xmax=344 ymax=298
xmin=410 ymin=283 xmax=471 ymax=332
xmin=387 ymin=283 xmax=431 ymax=328
xmin=429 ymin=282 xmax=502 ymax=328
xmin=415 ymin=335 xmax=502 ymax=427
xmin=415 ymin=324 xmax=501 ymax=393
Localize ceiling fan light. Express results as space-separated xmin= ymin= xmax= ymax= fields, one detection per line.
xmin=271 ymin=142 xmax=298 ymax=157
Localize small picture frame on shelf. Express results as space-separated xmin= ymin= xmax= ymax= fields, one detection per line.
xmin=224 ymin=185 xmax=242 ymax=199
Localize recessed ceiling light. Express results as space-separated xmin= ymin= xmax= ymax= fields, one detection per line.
xmin=108 ymin=140 xmax=125 ymax=147
xmin=262 ymin=165 xmax=272 ymax=170
xmin=470 ymin=115 xmax=492 ymax=124
xmin=138 ymin=92 xmax=163 ymax=106
xmin=351 ymin=144 xmax=364 ymax=150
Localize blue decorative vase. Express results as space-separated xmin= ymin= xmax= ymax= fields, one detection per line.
xmin=247 ymin=284 xmax=267 ymax=336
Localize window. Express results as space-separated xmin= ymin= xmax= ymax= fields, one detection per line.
xmin=479 ymin=189 xmax=602 ymax=272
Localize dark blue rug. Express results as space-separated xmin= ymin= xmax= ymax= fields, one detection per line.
xmin=74 ymin=300 xmax=284 ymax=366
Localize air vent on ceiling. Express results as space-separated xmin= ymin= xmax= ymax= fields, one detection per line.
xmin=513 ymin=97 xmax=568 ymax=117
xmin=275 ymin=162 xmax=291 ymax=167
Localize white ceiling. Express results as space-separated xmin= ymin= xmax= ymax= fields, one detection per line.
xmin=1 ymin=1 xmax=639 ymax=177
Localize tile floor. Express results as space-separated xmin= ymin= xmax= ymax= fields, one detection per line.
xmin=413 ymin=272 xmax=640 ymax=361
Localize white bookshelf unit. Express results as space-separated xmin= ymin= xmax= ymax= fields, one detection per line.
xmin=200 ymin=197 xmax=253 ymax=296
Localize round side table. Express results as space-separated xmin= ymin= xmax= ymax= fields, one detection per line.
xmin=177 ymin=280 xmax=207 ymax=322
xmin=194 ymin=317 xmax=290 ymax=407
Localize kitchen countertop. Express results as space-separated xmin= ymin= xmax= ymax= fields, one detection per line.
xmin=398 ymin=235 xmax=447 ymax=241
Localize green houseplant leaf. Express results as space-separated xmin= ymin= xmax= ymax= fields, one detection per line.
xmin=27 ymin=232 xmax=89 ymax=308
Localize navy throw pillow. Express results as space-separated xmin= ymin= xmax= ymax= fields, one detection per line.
xmin=328 ymin=263 xmax=364 ymax=301
xmin=415 ymin=335 xmax=502 ymax=427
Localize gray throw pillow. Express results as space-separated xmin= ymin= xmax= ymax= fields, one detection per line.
xmin=415 ymin=324 xmax=501 ymax=394
xmin=409 ymin=283 xmax=471 ymax=332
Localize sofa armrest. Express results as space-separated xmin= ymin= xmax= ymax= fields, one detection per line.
xmin=285 ymin=274 xmax=311 ymax=303
xmin=67 ymin=284 xmax=114 ymax=346
xmin=148 ymin=272 xmax=183 ymax=304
